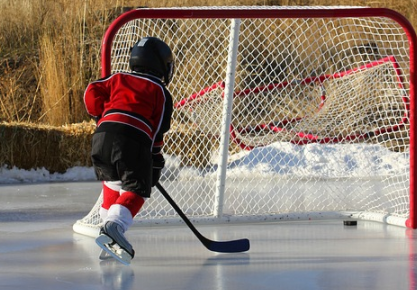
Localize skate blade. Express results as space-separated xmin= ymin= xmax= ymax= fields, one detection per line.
xmin=97 ymin=235 xmax=113 ymax=260
xmin=99 ymin=249 xmax=114 ymax=261
xmin=96 ymin=234 xmax=132 ymax=266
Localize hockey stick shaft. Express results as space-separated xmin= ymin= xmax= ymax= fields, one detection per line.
xmin=156 ymin=182 xmax=250 ymax=253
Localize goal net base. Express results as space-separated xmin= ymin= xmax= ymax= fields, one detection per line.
xmin=73 ymin=209 xmax=408 ymax=238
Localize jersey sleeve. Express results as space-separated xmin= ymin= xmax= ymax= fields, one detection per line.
xmin=83 ymin=79 xmax=110 ymax=118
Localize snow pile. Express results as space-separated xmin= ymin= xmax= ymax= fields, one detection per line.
xmin=0 ymin=142 xmax=409 ymax=184
xmin=225 ymin=142 xmax=409 ymax=178
xmin=0 ymin=166 xmax=96 ymax=184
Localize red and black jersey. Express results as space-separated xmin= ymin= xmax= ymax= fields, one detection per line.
xmin=84 ymin=72 xmax=173 ymax=151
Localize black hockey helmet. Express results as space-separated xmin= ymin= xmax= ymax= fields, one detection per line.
xmin=129 ymin=37 xmax=175 ymax=85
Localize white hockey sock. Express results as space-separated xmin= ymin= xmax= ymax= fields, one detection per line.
xmin=99 ymin=206 xmax=108 ymax=222
xmin=104 ymin=181 xmax=122 ymax=191
xmin=105 ymin=204 xmax=133 ymax=233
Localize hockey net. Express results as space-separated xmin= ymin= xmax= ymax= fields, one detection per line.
xmin=73 ymin=6 xmax=416 ymax=237
xmin=176 ymin=56 xmax=408 ymax=149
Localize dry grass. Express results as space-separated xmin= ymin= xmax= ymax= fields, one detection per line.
xmin=0 ymin=0 xmax=415 ymax=126
xmin=0 ymin=0 xmax=134 ymax=125
xmin=0 ymin=121 xmax=95 ymax=173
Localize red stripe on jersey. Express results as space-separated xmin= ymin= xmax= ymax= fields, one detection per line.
xmin=98 ymin=112 xmax=153 ymax=139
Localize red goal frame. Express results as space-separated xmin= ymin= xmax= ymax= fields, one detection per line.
xmin=99 ymin=7 xmax=417 ymax=229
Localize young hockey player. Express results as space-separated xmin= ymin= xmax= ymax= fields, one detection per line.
xmin=83 ymin=36 xmax=175 ymax=264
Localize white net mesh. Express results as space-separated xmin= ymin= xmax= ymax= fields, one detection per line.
xmin=180 ymin=56 xmax=408 ymax=148
xmin=73 ymin=7 xmax=414 ymax=236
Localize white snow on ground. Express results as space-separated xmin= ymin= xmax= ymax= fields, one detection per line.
xmin=0 ymin=141 xmax=409 ymax=184
xmin=224 ymin=142 xmax=409 ymax=178
xmin=0 ymin=166 xmax=96 ymax=184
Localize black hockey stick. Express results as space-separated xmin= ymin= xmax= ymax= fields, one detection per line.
xmin=156 ymin=182 xmax=250 ymax=253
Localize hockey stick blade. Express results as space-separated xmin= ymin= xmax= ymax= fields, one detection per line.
xmin=156 ymin=183 xmax=250 ymax=253
xmin=204 ymin=237 xmax=250 ymax=253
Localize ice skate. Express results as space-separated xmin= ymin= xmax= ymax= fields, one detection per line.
xmin=96 ymin=221 xmax=135 ymax=265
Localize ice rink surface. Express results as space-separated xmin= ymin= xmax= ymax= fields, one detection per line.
xmin=1 ymin=181 xmax=416 ymax=290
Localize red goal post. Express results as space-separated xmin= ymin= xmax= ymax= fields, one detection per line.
xmin=74 ymin=6 xmax=417 ymax=237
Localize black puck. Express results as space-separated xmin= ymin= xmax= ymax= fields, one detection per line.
xmin=343 ymin=220 xmax=357 ymax=226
